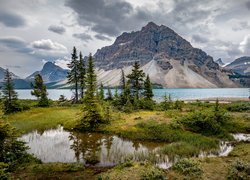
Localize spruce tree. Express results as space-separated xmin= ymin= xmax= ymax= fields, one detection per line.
xmin=106 ymin=86 xmax=113 ymax=101
xmin=143 ymin=74 xmax=153 ymax=100
xmin=2 ymin=69 xmax=21 ymax=114
xmin=120 ymin=69 xmax=126 ymax=91
xmin=99 ymin=83 xmax=105 ymax=101
xmin=78 ymin=52 xmax=86 ymax=100
xmin=127 ymin=62 xmax=145 ymax=100
xmin=67 ymin=46 xmax=79 ymax=103
xmin=31 ymin=74 xmax=49 ymax=107
xmin=80 ymin=54 xmax=103 ymax=130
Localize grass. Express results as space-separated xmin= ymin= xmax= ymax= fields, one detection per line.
xmin=1 ymin=106 xmax=81 ymax=134
xmin=98 ymin=161 xmax=167 ymax=180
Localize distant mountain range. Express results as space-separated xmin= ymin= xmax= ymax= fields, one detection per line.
xmin=224 ymin=56 xmax=250 ymax=87
xmin=0 ymin=22 xmax=244 ymax=88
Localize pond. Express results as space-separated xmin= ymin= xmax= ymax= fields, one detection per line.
xmin=20 ymin=126 xmax=250 ymax=169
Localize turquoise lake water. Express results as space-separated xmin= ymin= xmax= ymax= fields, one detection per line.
xmin=16 ymin=88 xmax=249 ymax=101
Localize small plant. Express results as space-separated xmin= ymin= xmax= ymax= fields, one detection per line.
xmin=227 ymin=159 xmax=250 ymax=180
xmin=173 ymin=158 xmax=203 ymax=177
xmin=0 ymin=163 xmax=9 ymax=180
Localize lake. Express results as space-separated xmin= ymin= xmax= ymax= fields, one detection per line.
xmin=16 ymin=88 xmax=249 ymax=101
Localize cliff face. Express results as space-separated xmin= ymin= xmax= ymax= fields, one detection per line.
xmin=91 ymin=22 xmax=236 ymax=88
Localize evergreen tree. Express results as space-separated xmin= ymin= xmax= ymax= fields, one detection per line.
xmin=80 ymin=54 xmax=104 ymax=130
xmin=114 ymin=87 xmax=119 ymax=100
xmin=120 ymin=69 xmax=126 ymax=91
xmin=2 ymin=69 xmax=21 ymax=114
xmin=67 ymin=46 xmax=79 ymax=103
xmin=78 ymin=52 xmax=86 ymax=100
xmin=143 ymin=74 xmax=153 ymax=100
xmin=127 ymin=62 xmax=145 ymax=99
xmin=31 ymin=74 xmax=49 ymax=107
xmin=106 ymin=86 xmax=113 ymax=101
xmin=99 ymin=83 xmax=105 ymax=101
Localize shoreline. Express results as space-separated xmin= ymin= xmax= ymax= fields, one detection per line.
xmin=184 ymin=97 xmax=249 ymax=103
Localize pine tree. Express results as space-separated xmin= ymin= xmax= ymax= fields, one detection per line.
xmin=80 ymin=54 xmax=103 ymax=130
xmin=67 ymin=46 xmax=79 ymax=103
xmin=143 ymin=74 xmax=153 ymax=100
xmin=120 ymin=69 xmax=126 ymax=91
xmin=2 ymin=69 xmax=21 ymax=114
xmin=31 ymin=74 xmax=49 ymax=107
xmin=99 ymin=83 xmax=105 ymax=101
xmin=106 ymin=86 xmax=113 ymax=101
xmin=78 ymin=52 xmax=86 ymax=100
xmin=127 ymin=62 xmax=145 ymax=100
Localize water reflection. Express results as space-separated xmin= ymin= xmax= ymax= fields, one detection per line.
xmin=20 ymin=126 xmax=250 ymax=169
xmin=21 ymin=126 xmax=163 ymax=166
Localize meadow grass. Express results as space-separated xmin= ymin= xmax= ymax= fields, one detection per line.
xmin=1 ymin=106 xmax=81 ymax=134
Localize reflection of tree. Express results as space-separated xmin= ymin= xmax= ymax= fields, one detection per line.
xmin=132 ymin=141 xmax=140 ymax=151
xmin=69 ymin=132 xmax=81 ymax=162
xmin=103 ymin=136 xmax=113 ymax=157
xmin=69 ymin=132 xmax=105 ymax=165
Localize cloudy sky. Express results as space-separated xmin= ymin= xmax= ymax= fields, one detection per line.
xmin=0 ymin=0 xmax=250 ymax=77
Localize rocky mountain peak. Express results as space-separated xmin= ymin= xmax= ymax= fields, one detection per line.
xmin=26 ymin=61 xmax=68 ymax=83
xmin=215 ymin=58 xmax=225 ymax=67
xmin=91 ymin=22 xmax=236 ymax=88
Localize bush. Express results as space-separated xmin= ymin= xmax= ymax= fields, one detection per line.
xmin=0 ymin=120 xmax=33 ymax=172
xmin=0 ymin=163 xmax=9 ymax=180
xmin=173 ymin=158 xmax=203 ymax=177
xmin=227 ymin=160 xmax=250 ymax=180
xmin=177 ymin=109 xmax=232 ymax=137
xmin=226 ymin=102 xmax=250 ymax=112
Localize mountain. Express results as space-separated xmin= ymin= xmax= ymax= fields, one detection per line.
xmin=226 ymin=56 xmax=250 ymax=75
xmin=225 ymin=56 xmax=250 ymax=87
xmin=0 ymin=67 xmax=19 ymax=81
xmin=215 ymin=58 xmax=225 ymax=67
xmin=26 ymin=62 xmax=68 ymax=83
xmin=0 ymin=67 xmax=32 ymax=89
xmin=90 ymin=22 xmax=236 ymax=88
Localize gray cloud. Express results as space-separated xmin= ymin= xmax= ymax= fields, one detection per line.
xmin=0 ymin=11 xmax=26 ymax=28
xmin=239 ymin=34 xmax=250 ymax=54
xmin=73 ymin=33 xmax=92 ymax=42
xmin=0 ymin=37 xmax=31 ymax=53
xmin=192 ymin=34 xmax=209 ymax=43
xmin=232 ymin=21 xmax=250 ymax=31
xmin=95 ymin=34 xmax=111 ymax=41
xmin=48 ymin=25 xmax=66 ymax=34
xmin=246 ymin=1 xmax=250 ymax=10
xmin=65 ymin=0 xmax=134 ymax=36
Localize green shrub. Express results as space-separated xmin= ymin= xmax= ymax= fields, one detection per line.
xmin=0 ymin=163 xmax=9 ymax=180
xmin=226 ymin=102 xmax=250 ymax=112
xmin=140 ymin=168 xmax=166 ymax=180
xmin=227 ymin=160 xmax=250 ymax=180
xmin=177 ymin=109 xmax=232 ymax=138
xmin=173 ymin=158 xmax=203 ymax=177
